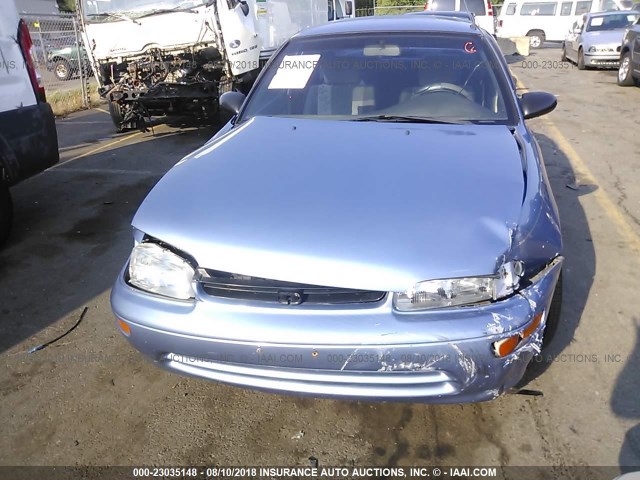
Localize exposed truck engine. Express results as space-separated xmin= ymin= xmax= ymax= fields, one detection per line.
xmin=76 ymin=0 xmax=329 ymax=131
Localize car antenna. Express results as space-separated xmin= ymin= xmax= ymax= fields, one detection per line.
xmin=460 ymin=0 xmax=477 ymax=25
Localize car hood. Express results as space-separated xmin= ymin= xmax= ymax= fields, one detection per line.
xmin=133 ymin=117 xmax=525 ymax=292
xmin=584 ymin=29 xmax=628 ymax=46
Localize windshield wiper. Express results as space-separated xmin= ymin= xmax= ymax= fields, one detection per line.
xmin=87 ymin=12 xmax=140 ymax=24
xmin=349 ymin=114 xmax=470 ymax=125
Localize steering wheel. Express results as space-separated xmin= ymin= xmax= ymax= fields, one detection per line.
xmin=412 ymin=82 xmax=475 ymax=102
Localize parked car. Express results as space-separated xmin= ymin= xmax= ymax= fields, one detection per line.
xmin=46 ymin=38 xmax=91 ymax=81
xmin=562 ymin=11 xmax=639 ymax=68
xmin=497 ymin=0 xmax=631 ymax=48
xmin=424 ymin=0 xmax=497 ymax=35
xmin=111 ymin=15 xmax=563 ymax=403
xmin=618 ymin=14 xmax=640 ymax=84
xmin=0 ymin=0 xmax=59 ymax=246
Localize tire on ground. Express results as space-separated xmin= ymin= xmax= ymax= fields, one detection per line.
xmin=526 ymin=30 xmax=545 ymax=48
xmin=0 ymin=182 xmax=13 ymax=247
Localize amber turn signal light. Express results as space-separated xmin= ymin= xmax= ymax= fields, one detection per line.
xmin=493 ymin=334 xmax=520 ymax=357
xmin=117 ymin=318 xmax=131 ymax=337
xmin=522 ymin=312 xmax=544 ymax=339
xmin=493 ymin=311 xmax=545 ymax=357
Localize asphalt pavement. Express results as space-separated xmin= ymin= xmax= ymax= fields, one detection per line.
xmin=0 ymin=46 xmax=639 ymax=472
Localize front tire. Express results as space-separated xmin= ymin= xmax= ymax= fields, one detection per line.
xmin=108 ymin=100 xmax=126 ymax=133
xmin=577 ymin=48 xmax=587 ymax=70
xmin=53 ymin=59 xmax=72 ymax=81
xmin=527 ymin=30 xmax=545 ymax=49
xmin=0 ymin=182 xmax=13 ymax=247
xmin=618 ymin=52 xmax=635 ymax=86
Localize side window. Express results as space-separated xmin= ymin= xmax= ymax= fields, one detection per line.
xmin=575 ymin=0 xmax=592 ymax=14
xmin=520 ymin=2 xmax=558 ymax=14
xmin=429 ymin=0 xmax=456 ymax=10
xmin=598 ymin=0 xmax=616 ymax=10
xmin=328 ymin=0 xmax=334 ymax=20
xmin=560 ymin=1 xmax=573 ymax=14
xmin=463 ymin=0 xmax=488 ymax=15
xmin=506 ymin=2 xmax=517 ymax=13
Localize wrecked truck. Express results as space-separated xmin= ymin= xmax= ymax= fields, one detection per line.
xmin=76 ymin=0 xmax=329 ymax=131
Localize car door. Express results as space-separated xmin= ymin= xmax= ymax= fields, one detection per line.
xmin=633 ymin=22 xmax=640 ymax=77
xmin=565 ymin=20 xmax=580 ymax=60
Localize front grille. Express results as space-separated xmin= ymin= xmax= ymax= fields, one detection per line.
xmin=198 ymin=269 xmax=386 ymax=306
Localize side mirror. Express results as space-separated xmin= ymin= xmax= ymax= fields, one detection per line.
xmin=519 ymin=91 xmax=557 ymax=119
xmin=345 ymin=0 xmax=353 ymax=16
xmin=220 ymin=91 xmax=246 ymax=115
xmin=240 ymin=0 xmax=249 ymax=16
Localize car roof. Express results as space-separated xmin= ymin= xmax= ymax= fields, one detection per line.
xmin=586 ymin=9 xmax=638 ymax=16
xmin=295 ymin=15 xmax=483 ymax=38
xmin=407 ymin=11 xmax=476 ymax=21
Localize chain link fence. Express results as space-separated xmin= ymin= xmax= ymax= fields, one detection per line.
xmin=356 ymin=5 xmax=425 ymax=16
xmin=22 ymin=13 xmax=95 ymax=114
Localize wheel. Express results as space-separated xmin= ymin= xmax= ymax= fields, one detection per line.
xmin=541 ymin=271 xmax=563 ymax=349
xmin=0 ymin=182 xmax=13 ymax=247
xmin=527 ymin=31 xmax=545 ymax=49
xmin=618 ymin=52 xmax=636 ymax=86
xmin=108 ymin=100 xmax=126 ymax=133
xmin=53 ymin=59 xmax=72 ymax=81
xmin=577 ymin=48 xmax=587 ymax=70
xmin=560 ymin=43 xmax=568 ymax=62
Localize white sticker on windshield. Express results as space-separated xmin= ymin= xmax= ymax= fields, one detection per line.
xmin=268 ymin=54 xmax=321 ymax=90
xmin=590 ymin=17 xmax=604 ymax=26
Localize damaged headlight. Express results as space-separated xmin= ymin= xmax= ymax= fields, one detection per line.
xmin=393 ymin=261 xmax=524 ymax=311
xmin=128 ymin=242 xmax=195 ymax=300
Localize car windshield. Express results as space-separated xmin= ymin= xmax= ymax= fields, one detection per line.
xmin=81 ymin=0 xmax=207 ymax=20
xmin=586 ymin=13 xmax=639 ymax=30
xmin=239 ymin=33 xmax=515 ymax=124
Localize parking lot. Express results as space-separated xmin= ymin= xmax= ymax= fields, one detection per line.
xmin=1 ymin=44 xmax=639 ymax=471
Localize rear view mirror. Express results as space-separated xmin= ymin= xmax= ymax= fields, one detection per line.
xmin=240 ymin=0 xmax=249 ymax=16
xmin=363 ymin=44 xmax=400 ymax=56
xmin=519 ymin=92 xmax=557 ymax=119
xmin=220 ymin=91 xmax=246 ymax=115
xmin=345 ymin=0 xmax=353 ymax=16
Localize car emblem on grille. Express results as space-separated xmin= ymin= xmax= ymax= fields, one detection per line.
xmin=278 ymin=290 xmax=303 ymax=305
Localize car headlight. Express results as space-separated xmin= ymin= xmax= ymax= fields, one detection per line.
xmin=393 ymin=261 xmax=524 ymax=311
xmin=127 ymin=242 xmax=195 ymax=300
xmin=588 ymin=46 xmax=614 ymax=53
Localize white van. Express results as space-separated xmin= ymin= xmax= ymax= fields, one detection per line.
xmin=424 ymin=0 xmax=497 ymax=35
xmin=328 ymin=0 xmax=355 ymax=20
xmin=497 ymin=0 xmax=631 ymax=46
xmin=0 ymin=0 xmax=59 ymax=245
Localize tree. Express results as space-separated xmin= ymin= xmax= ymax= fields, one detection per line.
xmin=57 ymin=0 xmax=76 ymax=12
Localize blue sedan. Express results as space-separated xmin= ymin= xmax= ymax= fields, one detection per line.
xmin=111 ymin=15 xmax=563 ymax=403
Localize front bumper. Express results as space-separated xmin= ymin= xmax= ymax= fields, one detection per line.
xmin=585 ymin=53 xmax=620 ymax=68
xmin=111 ymin=258 xmax=563 ymax=403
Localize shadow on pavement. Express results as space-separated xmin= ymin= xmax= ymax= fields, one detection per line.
xmin=518 ymin=133 xmax=596 ymax=385
xmin=0 ymin=115 xmax=221 ymax=354
xmin=612 ymin=322 xmax=640 ymax=469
